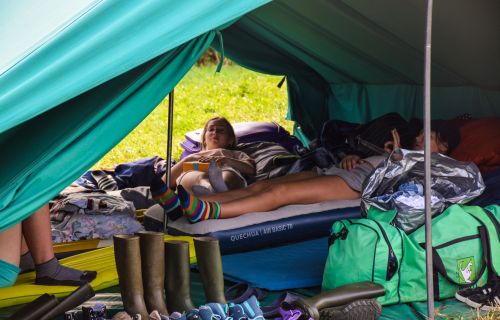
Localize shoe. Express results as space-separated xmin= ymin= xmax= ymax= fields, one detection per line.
xmin=199 ymin=303 xmax=231 ymax=320
xmin=461 ymin=284 xmax=500 ymax=311
xmin=228 ymin=296 xmax=265 ymax=320
xmin=455 ymin=280 xmax=499 ymax=303
xmin=170 ymin=311 xmax=186 ymax=320
xmin=165 ymin=240 xmax=195 ymax=313
xmin=225 ymin=282 xmax=267 ymax=304
xmin=261 ymin=292 xmax=298 ymax=318
xmin=186 ymin=308 xmax=202 ymax=320
xmin=193 ymin=237 xmax=227 ymax=304
xmin=318 ymin=299 xmax=382 ymax=320
xmin=149 ymin=310 xmax=170 ymax=320
xmin=169 ymin=309 xmax=202 ymax=320
xmin=282 ymin=282 xmax=385 ymax=320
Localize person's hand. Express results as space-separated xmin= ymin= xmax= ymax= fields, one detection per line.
xmin=198 ymin=155 xmax=228 ymax=167
xmin=388 ymin=128 xmax=404 ymax=161
xmin=339 ymin=155 xmax=363 ymax=170
xmin=383 ymin=128 xmax=402 ymax=153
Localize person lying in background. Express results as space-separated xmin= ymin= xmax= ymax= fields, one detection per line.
xmin=171 ymin=120 xmax=460 ymax=222
xmin=0 ymin=204 xmax=97 ymax=288
xmin=151 ymin=116 xmax=255 ymax=214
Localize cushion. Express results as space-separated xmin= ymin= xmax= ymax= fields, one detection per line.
xmin=450 ymin=118 xmax=500 ymax=174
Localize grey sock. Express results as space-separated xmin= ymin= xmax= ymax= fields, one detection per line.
xmin=20 ymin=251 xmax=35 ymax=273
xmin=35 ymin=257 xmax=96 ymax=285
xmin=208 ymin=161 xmax=228 ymax=193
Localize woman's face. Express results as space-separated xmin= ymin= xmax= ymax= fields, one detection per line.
xmin=204 ymin=119 xmax=233 ymax=150
xmin=412 ymin=131 xmax=449 ymax=154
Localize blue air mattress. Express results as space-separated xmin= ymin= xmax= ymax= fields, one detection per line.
xmin=145 ymin=199 xmax=362 ymax=254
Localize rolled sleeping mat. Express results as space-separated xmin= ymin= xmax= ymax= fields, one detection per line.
xmin=39 ymin=283 xmax=95 ymax=320
xmin=7 ymin=293 xmax=58 ymax=320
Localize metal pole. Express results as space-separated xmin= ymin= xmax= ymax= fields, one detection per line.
xmin=423 ymin=0 xmax=434 ymax=318
xmin=164 ymin=90 xmax=175 ymax=233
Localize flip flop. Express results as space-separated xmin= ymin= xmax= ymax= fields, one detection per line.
xmin=224 ymin=282 xmax=267 ymax=304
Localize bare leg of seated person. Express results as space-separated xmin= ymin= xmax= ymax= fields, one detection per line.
xmin=178 ymin=175 xmax=359 ymax=222
xmin=0 ymin=224 xmax=22 ymax=287
xmin=23 ymin=204 xmax=97 ymax=286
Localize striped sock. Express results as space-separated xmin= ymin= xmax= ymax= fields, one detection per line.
xmin=177 ymin=185 xmax=220 ymax=223
xmin=151 ymin=183 xmax=179 ymax=212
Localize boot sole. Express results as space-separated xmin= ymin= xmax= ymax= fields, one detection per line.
xmin=319 ymin=299 xmax=382 ymax=320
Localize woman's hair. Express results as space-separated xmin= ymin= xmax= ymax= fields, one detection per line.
xmin=201 ymin=116 xmax=237 ymax=150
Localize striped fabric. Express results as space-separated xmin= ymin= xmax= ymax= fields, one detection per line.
xmin=178 ymin=185 xmax=220 ymax=223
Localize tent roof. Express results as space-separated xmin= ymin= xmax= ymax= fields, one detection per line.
xmin=0 ymin=0 xmax=499 ymax=230
xmin=233 ymin=0 xmax=500 ymax=87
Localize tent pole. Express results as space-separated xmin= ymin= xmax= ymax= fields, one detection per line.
xmin=423 ymin=0 xmax=434 ymax=319
xmin=164 ymin=90 xmax=175 ymax=233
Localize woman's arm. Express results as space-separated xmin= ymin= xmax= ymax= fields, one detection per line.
xmin=167 ymin=153 xmax=201 ymax=188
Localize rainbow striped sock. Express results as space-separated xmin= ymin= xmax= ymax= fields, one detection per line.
xmin=151 ymin=183 xmax=179 ymax=212
xmin=177 ymin=185 xmax=220 ymax=223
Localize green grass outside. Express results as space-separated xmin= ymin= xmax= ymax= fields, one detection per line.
xmin=93 ymin=64 xmax=292 ymax=168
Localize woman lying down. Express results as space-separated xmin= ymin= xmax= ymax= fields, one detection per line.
xmin=154 ymin=121 xmax=460 ymax=223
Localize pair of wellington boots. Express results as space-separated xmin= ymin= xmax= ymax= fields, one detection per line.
xmin=165 ymin=236 xmax=227 ymax=312
xmin=114 ymin=233 xmax=226 ymax=318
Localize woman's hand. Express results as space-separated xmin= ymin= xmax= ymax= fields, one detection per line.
xmin=339 ymin=155 xmax=364 ymax=171
xmin=198 ymin=155 xmax=224 ymax=165
xmin=388 ymin=128 xmax=404 ymax=161
xmin=383 ymin=128 xmax=402 ymax=153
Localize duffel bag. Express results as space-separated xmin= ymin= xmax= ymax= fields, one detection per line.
xmin=322 ymin=204 xmax=500 ymax=305
xmin=408 ymin=204 xmax=500 ymax=299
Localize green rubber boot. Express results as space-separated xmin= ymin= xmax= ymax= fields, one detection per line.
xmin=164 ymin=240 xmax=195 ymax=313
xmin=113 ymin=234 xmax=149 ymax=319
xmin=193 ymin=237 xmax=227 ymax=304
xmin=138 ymin=231 xmax=168 ymax=315
xmin=283 ymin=281 xmax=385 ymax=320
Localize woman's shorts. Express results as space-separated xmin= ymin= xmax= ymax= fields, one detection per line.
xmin=315 ymin=155 xmax=385 ymax=192
xmin=0 ymin=259 xmax=20 ymax=288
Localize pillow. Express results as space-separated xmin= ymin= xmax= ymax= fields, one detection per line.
xmin=450 ymin=118 xmax=500 ymax=174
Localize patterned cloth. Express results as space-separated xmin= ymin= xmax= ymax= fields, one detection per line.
xmin=50 ymin=192 xmax=142 ymax=243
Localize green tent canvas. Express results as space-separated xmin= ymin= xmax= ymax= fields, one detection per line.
xmin=1 ymin=0 xmax=499 ymax=231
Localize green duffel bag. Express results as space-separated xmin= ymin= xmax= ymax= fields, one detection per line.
xmin=322 ymin=204 xmax=500 ymax=305
xmin=408 ymin=204 xmax=500 ymax=300
xmin=321 ymin=218 xmax=427 ymax=305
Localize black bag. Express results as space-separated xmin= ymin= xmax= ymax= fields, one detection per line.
xmin=320 ymin=112 xmax=414 ymax=158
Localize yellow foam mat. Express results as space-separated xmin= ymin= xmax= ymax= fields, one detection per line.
xmin=0 ymin=235 xmax=196 ymax=308
xmin=53 ymin=239 xmax=113 ymax=254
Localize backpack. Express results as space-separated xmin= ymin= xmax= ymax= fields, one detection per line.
xmin=322 ymin=204 xmax=500 ymax=305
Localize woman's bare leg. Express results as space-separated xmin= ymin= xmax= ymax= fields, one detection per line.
xmin=177 ymin=171 xmax=211 ymax=194
xmin=22 ymin=204 xmax=98 ymax=284
xmin=218 ymin=175 xmax=359 ymax=218
xmin=22 ymin=204 xmax=54 ymax=264
xmin=200 ymin=170 xmax=319 ymax=203
xmin=221 ymin=171 xmax=246 ymax=190
xmin=0 ymin=223 xmax=22 ymax=266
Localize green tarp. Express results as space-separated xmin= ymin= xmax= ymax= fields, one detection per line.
xmin=0 ymin=0 xmax=270 ymax=231
xmin=1 ymin=0 xmax=499 ymax=230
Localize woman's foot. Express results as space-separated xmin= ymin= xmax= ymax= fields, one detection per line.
xmin=151 ymin=178 xmax=180 ymax=212
xmin=178 ymin=185 xmax=221 ymax=223
xmin=35 ymin=257 xmax=97 ymax=286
